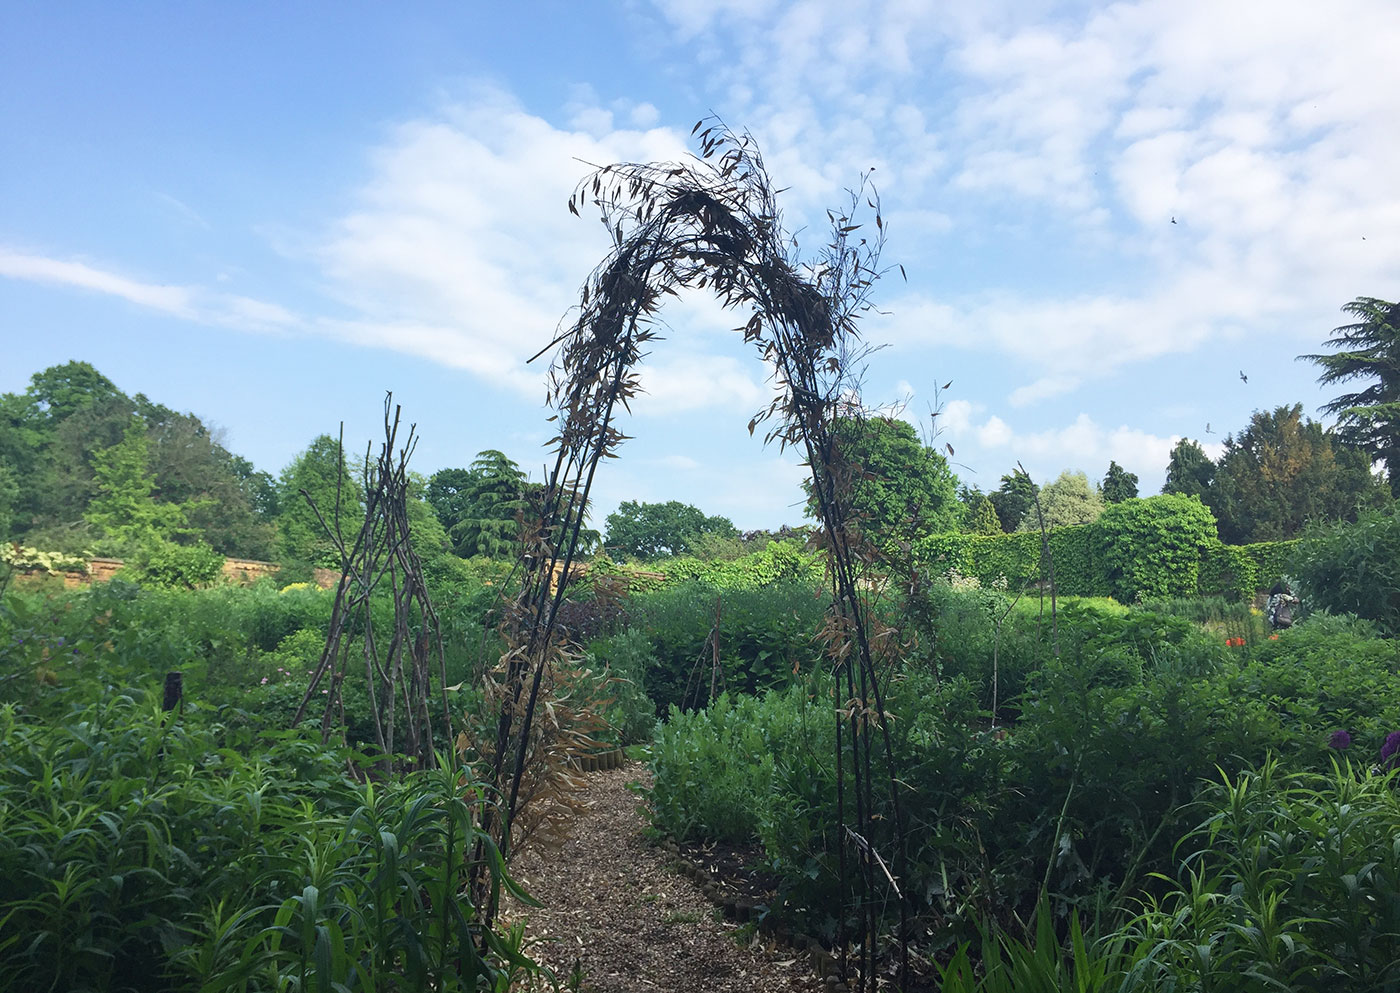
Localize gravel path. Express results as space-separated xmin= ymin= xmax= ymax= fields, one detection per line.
xmin=506 ymin=761 xmax=820 ymax=993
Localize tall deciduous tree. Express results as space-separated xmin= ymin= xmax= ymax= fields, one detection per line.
xmin=604 ymin=499 xmax=736 ymax=560
xmin=805 ymin=415 xmax=960 ymax=543
xmin=277 ymin=435 xmax=364 ymax=567
xmin=1101 ymin=461 xmax=1139 ymax=503
xmin=1300 ymin=296 xmax=1400 ymax=496
xmin=1210 ymin=403 xmax=1388 ymax=544
xmin=1017 ymin=470 xmax=1104 ymax=532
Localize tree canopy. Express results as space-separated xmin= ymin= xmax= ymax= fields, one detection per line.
xmin=1101 ymin=461 xmax=1139 ymax=503
xmin=1016 ymin=470 xmax=1104 ymax=532
xmin=1208 ymin=403 xmax=1387 ymax=544
xmin=1300 ymin=296 xmax=1400 ymax=496
xmin=988 ymin=472 xmax=1038 ymax=534
xmin=1162 ymin=439 xmax=1216 ymax=501
xmin=604 ymin=500 xmax=737 ymax=560
xmin=1 ymin=362 xmax=276 ymax=558
xmin=805 ymin=415 xmax=959 ymax=544
xmin=276 ymin=435 xmax=364 ymax=567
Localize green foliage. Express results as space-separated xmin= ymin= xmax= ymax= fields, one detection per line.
xmin=1301 ymin=295 xmax=1400 ymax=496
xmin=444 ymin=450 xmax=527 ymax=559
xmin=1095 ymin=494 xmax=1218 ymax=602
xmin=604 ymin=499 xmax=737 ymax=560
xmin=649 ymin=691 xmax=785 ymax=843
xmin=1017 ymin=470 xmax=1104 ymax=532
xmin=1196 ymin=540 xmax=1258 ymax=601
xmin=1162 ymin=437 xmax=1215 ymax=501
xmin=276 ymin=434 xmax=363 ymax=568
xmin=1294 ymin=503 xmax=1400 ymax=635
xmin=1122 ymin=760 xmax=1400 ymax=991
xmin=1100 ymin=460 xmax=1139 ymax=503
xmin=85 ymin=418 xmax=195 ymax=551
xmin=1211 ymin=403 xmax=1390 ymax=543
xmin=82 ymin=417 xmax=225 ymax=587
xmin=656 ymin=537 xmax=822 ymax=590
xmin=0 ymin=700 xmax=538 ymax=993
xmin=582 ymin=628 xmax=658 ymax=746
xmin=988 ymin=471 xmax=1037 ymax=534
xmin=628 ymin=577 xmax=828 ymax=713
xmin=969 ymin=495 xmax=1003 ymax=536
xmin=804 ymin=415 xmax=960 ymax=544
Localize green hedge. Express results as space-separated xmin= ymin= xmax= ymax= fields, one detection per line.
xmin=914 ymin=497 xmax=1299 ymax=602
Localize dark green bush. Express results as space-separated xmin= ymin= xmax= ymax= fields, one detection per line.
xmin=629 ymin=579 xmax=828 ymax=713
xmin=1295 ymin=503 xmax=1400 ymax=635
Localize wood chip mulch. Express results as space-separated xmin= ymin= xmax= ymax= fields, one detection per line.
xmin=504 ymin=761 xmax=822 ymax=993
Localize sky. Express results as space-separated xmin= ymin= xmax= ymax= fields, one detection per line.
xmin=3 ymin=0 xmax=1398 ymax=530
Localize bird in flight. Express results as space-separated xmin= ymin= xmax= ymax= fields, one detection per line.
xmin=1205 ymin=422 xmax=1213 ymax=434
xmin=1239 ymin=370 xmax=1248 ymax=384
xmin=1171 ymin=216 xmax=1177 ymax=224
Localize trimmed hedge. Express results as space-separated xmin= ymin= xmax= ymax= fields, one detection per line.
xmin=914 ymin=496 xmax=1299 ymax=601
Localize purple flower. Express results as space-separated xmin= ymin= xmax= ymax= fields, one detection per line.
xmin=1381 ymin=731 xmax=1400 ymax=770
xmin=1329 ymin=730 xmax=1352 ymax=750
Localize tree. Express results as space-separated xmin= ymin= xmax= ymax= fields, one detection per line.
xmin=426 ymin=467 xmax=476 ymax=540
xmin=1300 ymin=296 xmax=1400 ymax=496
xmin=1211 ymin=404 xmax=1388 ymax=544
xmin=277 ymin=435 xmax=364 ymax=567
xmin=1162 ymin=439 xmax=1216 ymax=501
xmin=604 ymin=500 xmax=737 ymax=560
xmin=450 ymin=451 xmax=527 ymax=559
xmin=1017 ymin=470 xmax=1104 ymax=532
xmin=969 ymin=498 xmax=1003 ymax=536
xmin=988 ymin=472 xmax=1038 ymax=534
xmin=143 ymin=407 xmax=275 ymax=559
xmin=24 ymin=360 xmax=125 ymax=426
xmin=805 ymin=415 xmax=960 ymax=543
xmin=84 ymin=417 xmax=222 ymax=586
xmin=1101 ymin=461 xmax=1139 ymax=503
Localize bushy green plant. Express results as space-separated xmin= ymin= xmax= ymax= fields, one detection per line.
xmin=629 ymin=578 xmax=828 ymax=713
xmin=649 ymin=691 xmax=784 ymax=843
xmin=583 ymin=628 xmax=657 ymax=745
xmin=0 ymin=699 xmax=539 ymax=993
xmin=1121 ymin=760 xmax=1400 ymax=991
xmin=1295 ymin=503 xmax=1400 ymax=635
xmin=1095 ymin=494 xmax=1218 ymax=602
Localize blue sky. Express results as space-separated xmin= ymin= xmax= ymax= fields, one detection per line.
xmin=3 ymin=1 xmax=1398 ymax=530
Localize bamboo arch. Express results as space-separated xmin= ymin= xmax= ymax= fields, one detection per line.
xmin=486 ymin=122 xmax=909 ymax=992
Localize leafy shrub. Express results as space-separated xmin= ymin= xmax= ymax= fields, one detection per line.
xmin=0 ymin=699 xmax=537 ymax=992
xmin=630 ymin=579 xmax=828 ymax=713
xmin=650 ymin=691 xmax=784 ymax=843
xmin=1095 ymin=495 xmax=1218 ymax=602
xmin=583 ymin=628 xmax=658 ymax=745
xmin=1122 ymin=760 xmax=1400 ymax=991
xmin=1295 ymin=503 xmax=1400 ymax=635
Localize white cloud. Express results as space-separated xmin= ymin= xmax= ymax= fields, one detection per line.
xmin=0 ymin=248 xmax=304 ymax=337
xmin=0 ymin=249 xmax=195 ymax=316
xmin=643 ymin=0 xmax=1400 ymax=404
xmin=632 ymin=353 xmax=767 ymax=416
xmin=311 ymin=85 xmax=786 ymax=409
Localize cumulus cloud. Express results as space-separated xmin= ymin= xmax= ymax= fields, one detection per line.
xmin=644 ymin=0 xmax=1400 ymax=405
xmin=311 ymin=86 xmax=781 ymax=409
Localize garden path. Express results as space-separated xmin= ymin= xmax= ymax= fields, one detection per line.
xmin=506 ymin=761 xmax=819 ymax=993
